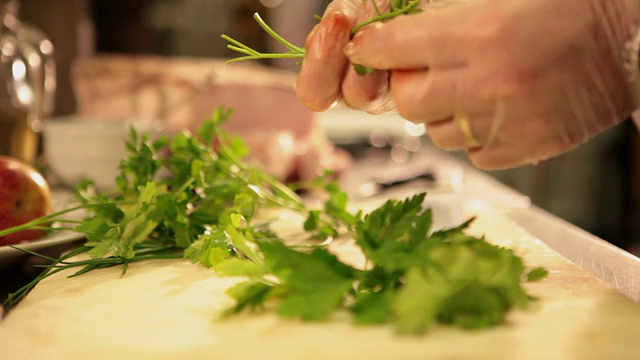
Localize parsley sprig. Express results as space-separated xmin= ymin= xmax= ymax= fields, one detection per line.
xmin=221 ymin=0 xmax=422 ymax=74
xmin=218 ymin=193 xmax=546 ymax=334
xmin=221 ymin=13 xmax=306 ymax=64
xmin=3 ymin=108 xmax=352 ymax=307
xmin=2 ymin=107 xmax=546 ymax=335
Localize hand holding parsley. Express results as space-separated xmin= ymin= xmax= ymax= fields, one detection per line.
xmin=305 ymin=0 xmax=640 ymax=170
xmin=296 ymin=0 xmax=420 ymax=113
xmin=222 ymin=0 xmax=421 ymax=113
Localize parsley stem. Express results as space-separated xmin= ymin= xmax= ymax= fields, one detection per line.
xmin=220 ymin=35 xmax=261 ymax=56
xmin=0 ymin=200 xmax=136 ymax=238
xmin=48 ymin=227 xmax=78 ymax=232
xmin=4 ymin=246 xmax=91 ymax=307
xmin=224 ymin=53 xmax=305 ymax=64
xmin=222 ymin=3 xmax=422 ymax=64
xmin=351 ymin=0 xmax=421 ymax=34
xmin=9 ymin=246 xmax=59 ymax=262
xmin=4 ymin=244 xmax=184 ymax=308
xmin=51 ymin=219 xmax=84 ymax=224
xmin=226 ymin=45 xmax=257 ymax=56
xmin=221 ymin=13 xmax=307 ymax=64
xmin=371 ymin=0 xmax=383 ymax=16
xmin=0 ymin=204 xmax=85 ymax=238
xmin=252 ymin=13 xmax=305 ymax=54
xmin=171 ymin=177 xmax=195 ymax=198
xmin=216 ymin=134 xmax=306 ymax=212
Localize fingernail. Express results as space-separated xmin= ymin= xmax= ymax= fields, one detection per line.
xmin=344 ymin=42 xmax=355 ymax=57
xmin=344 ymin=39 xmax=364 ymax=64
xmin=305 ymin=25 xmax=318 ymax=46
xmin=343 ymin=30 xmax=363 ymax=61
xmin=310 ymin=13 xmax=352 ymax=54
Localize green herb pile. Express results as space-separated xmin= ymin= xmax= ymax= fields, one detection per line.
xmin=1 ymin=107 xmax=546 ymax=335
xmin=221 ymin=0 xmax=422 ymax=75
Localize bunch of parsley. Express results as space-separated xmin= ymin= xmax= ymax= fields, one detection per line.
xmin=216 ymin=193 xmax=546 ymax=334
xmin=3 ymin=107 xmax=546 ymax=335
xmin=3 ymin=108 xmax=351 ymax=307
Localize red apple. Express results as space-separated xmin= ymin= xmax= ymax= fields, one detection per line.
xmin=0 ymin=156 xmax=52 ymax=246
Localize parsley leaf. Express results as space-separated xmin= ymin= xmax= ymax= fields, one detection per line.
xmin=258 ymin=240 xmax=356 ymax=321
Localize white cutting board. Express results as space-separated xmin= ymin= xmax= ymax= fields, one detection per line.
xmin=1 ymin=207 xmax=639 ymax=360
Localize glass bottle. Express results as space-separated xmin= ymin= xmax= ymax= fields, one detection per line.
xmin=0 ymin=0 xmax=55 ymax=164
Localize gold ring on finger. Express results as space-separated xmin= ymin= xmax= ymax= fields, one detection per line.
xmin=457 ymin=116 xmax=481 ymax=148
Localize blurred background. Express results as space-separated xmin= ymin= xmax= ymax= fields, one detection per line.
xmin=17 ymin=0 xmax=640 ymax=254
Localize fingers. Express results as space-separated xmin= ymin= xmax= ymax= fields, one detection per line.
xmin=426 ymin=115 xmax=492 ymax=151
xmin=467 ymin=147 xmax=528 ymax=170
xmin=297 ymin=1 xmax=395 ymax=112
xmin=296 ymin=0 xmax=410 ymax=114
xmin=427 ymin=117 xmax=536 ymax=170
xmin=296 ymin=13 xmax=355 ymax=111
xmin=467 ymin=142 xmax=546 ymax=170
xmin=428 ymin=108 xmax=568 ymax=170
xmin=390 ymin=67 xmax=494 ymax=123
xmin=341 ymin=65 xmax=395 ymax=113
xmin=391 ymin=69 xmax=457 ymax=122
xmin=345 ymin=3 xmax=475 ymax=70
xmin=296 ymin=8 xmax=393 ymax=113
xmin=324 ymin=0 xmax=367 ymax=17
xmin=333 ymin=1 xmax=394 ymax=113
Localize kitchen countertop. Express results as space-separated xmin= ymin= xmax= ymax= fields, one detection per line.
xmin=1 ymin=198 xmax=639 ymax=359
xmin=1 ymin=137 xmax=639 ymax=359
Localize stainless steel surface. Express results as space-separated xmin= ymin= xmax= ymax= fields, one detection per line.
xmin=505 ymin=205 xmax=640 ymax=303
xmin=462 ymin=158 xmax=640 ymax=303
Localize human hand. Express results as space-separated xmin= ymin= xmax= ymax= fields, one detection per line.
xmin=296 ymin=0 xmax=397 ymax=114
xmin=340 ymin=0 xmax=640 ymax=169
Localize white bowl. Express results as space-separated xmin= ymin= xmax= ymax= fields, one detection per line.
xmin=43 ymin=116 xmax=159 ymax=190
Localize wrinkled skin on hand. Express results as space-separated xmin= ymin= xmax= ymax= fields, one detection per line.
xmin=296 ymin=0 xmax=640 ymax=169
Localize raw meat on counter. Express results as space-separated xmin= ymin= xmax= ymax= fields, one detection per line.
xmin=71 ymin=55 xmax=350 ymax=181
